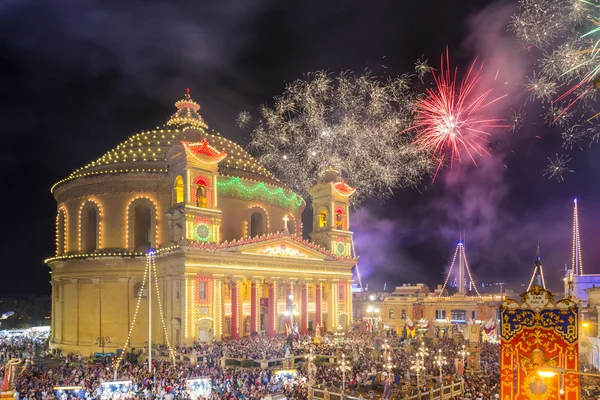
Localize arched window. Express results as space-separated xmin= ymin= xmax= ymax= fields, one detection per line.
xmin=287 ymin=215 xmax=296 ymax=235
xmin=133 ymin=203 xmax=152 ymax=252
xmin=173 ymin=176 xmax=184 ymax=204
xmin=57 ymin=208 xmax=67 ymax=255
xmin=195 ymin=177 xmax=209 ymax=208
xmin=134 ymin=282 xmax=148 ymax=298
xmin=389 ymin=309 xmax=395 ymax=320
xmin=318 ymin=208 xmax=328 ymax=228
xmin=335 ymin=209 xmax=344 ymax=230
xmin=250 ymin=212 xmax=265 ymax=237
xmin=80 ymin=202 xmax=100 ymax=252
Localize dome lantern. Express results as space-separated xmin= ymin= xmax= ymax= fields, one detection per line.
xmin=166 ymin=88 xmax=208 ymax=129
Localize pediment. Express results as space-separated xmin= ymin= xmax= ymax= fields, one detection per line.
xmin=218 ymin=235 xmax=339 ymax=262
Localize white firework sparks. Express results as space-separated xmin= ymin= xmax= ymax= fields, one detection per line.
xmin=236 ymin=111 xmax=252 ymax=128
xmin=543 ymin=153 xmax=573 ymax=181
xmin=247 ymin=71 xmax=433 ymax=203
xmin=415 ymin=56 xmax=434 ymax=81
xmin=511 ymin=0 xmax=600 ymax=150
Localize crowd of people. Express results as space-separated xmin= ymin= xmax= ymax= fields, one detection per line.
xmin=0 ymin=327 xmax=502 ymax=400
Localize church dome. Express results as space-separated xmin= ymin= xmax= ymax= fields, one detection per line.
xmin=51 ymin=90 xmax=281 ymax=193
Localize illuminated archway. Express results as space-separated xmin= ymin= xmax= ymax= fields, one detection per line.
xmin=78 ymin=199 xmax=103 ymax=252
xmin=126 ymin=197 xmax=158 ymax=251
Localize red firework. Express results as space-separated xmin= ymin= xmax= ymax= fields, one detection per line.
xmin=411 ymin=49 xmax=507 ymax=176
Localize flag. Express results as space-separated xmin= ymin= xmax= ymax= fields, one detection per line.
xmin=406 ymin=316 xmax=414 ymax=330
xmin=457 ymin=360 xmax=465 ymax=376
xmin=484 ymin=317 xmax=496 ymax=335
xmin=285 ymin=323 xmax=290 ymax=335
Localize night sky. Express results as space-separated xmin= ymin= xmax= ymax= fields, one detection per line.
xmin=1 ymin=0 xmax=599 ymax=297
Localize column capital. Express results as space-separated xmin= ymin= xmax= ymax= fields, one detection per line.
xmin=212 ymin=274 xmax=225 ymax=279
xmin=251 ymin=276 xmax=264 ymax=283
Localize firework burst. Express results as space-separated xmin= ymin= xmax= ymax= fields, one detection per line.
xmin=512 ymin=0 xmax=600 ymax=138
xmin=409 ymin=49 xmax=508 ymax=175
xmin=543 ymin=153 xmax=574 ymax=181
xmin=247 ymin=71 xmax=433 ymax=203
xmin=236 ymin=111 xmax=252 ymax=128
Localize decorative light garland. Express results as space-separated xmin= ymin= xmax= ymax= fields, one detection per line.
xmin=77 ymin=199 xmax=103 ymax=251
xmin=112 ymin=254 xmax=149 ymax=369
xmin=150 ymin=252 xmax=176 ymax=361
xmin=185 ymin=232 xmax=356 ymax=263
xmin=438 ymin=245 xmax=460 ymax=297
xmin=572 ymin=198 xmax=583 ymax=275
xmin=56 ymin=207 xmax=68 ymax=256
xmin=218 ymin=177 xmax=304 ymax=212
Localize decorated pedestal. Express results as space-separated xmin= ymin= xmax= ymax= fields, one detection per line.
xmin=500 ymin=285 xmax=579 ymax=400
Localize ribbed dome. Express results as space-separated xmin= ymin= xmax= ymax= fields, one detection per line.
xmin=51 ymin=91 xmax=280 ymax=193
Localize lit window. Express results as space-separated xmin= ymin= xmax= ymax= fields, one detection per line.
xmin=319 ymin=209 xmax=328 ymax=228
xmin=174 ymin=176 xmax=184 ymax=204
xmin=389 ymin=309 xmax=395 ymax=319
xmin=196 ymin=184 xmax=207 ymax=208
xmin=199 ymin=281 xmax=206 ymax=300
xmin=436 ymin=310 xmax=446 ymax=319
xmin=335 ymin=209 xmax=343 ymax=230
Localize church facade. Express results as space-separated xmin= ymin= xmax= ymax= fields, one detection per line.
xmin=46 ymin=91 xmax=356 ymax=354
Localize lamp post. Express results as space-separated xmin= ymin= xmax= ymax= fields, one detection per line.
xmin=338 ymin=353 xmax=352 ymax=398
xmin=381 ymin=339 xmax=390 ymax=361
xmin=411 ymin=342 xmax=428 ymax=389
xmin=96 ymin=336 xmax=111 ymax=358
xmin=306 ymin=348 xmax=317 ymax=392
xmin=383 ymin=355 xmax=397 ymax=384
xmin=434 ymin=349 xmax=447 ymax=385
xmin=334 ymin=325 xmax=346 ymax=346
xmin=458 ymin=344 xmax=468 ymax=379
xmin=366 ymin=303 xmax=380 ymax=333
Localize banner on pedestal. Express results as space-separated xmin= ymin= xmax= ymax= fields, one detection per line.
xmin=500 ymin=285 xmax=579 ymax=400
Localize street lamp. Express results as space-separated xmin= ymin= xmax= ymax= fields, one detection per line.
xmin=306 ymin=348 xmax=317 ymax=389
xmin=538 ymin=366 xmax=600 ymax=378
xmin=434 ymin=349 xmax=447 ymax=385
xmin=96 ymin=336 xmax=111 ymax=358
xmin=383 ymin=355 xmax=397 ymax=384
xmin=458 ymin=344 xmax=468 ymax=378
xmin=338 ymin=353 xmax=352 ymax=396
xmin=381 ymin=339 xmax=390 ymax=360
xmin=334 ymin=325 xmax=346 ymax=346
xmin=411 ymin=342 xmax=428 ymax=388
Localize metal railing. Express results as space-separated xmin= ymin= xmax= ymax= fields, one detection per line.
xmin=309 ymin=380 xmax=463 ymax=400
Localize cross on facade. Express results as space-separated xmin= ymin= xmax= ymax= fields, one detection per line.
xmin=282 ymin=215 xmax=290 ymax=230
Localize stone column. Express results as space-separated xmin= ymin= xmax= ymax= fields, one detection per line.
xmin=268 ymin=281 xmax=276 ymax=338
xmin=300 ymin=282 xmax=308 ymax=334
xmin=251 ymin=280 xmax=258 ymax=335
xmin=286 ymin=283 xmax=293 ymax=328
xmin=212 ymin=275 xmax=223 ymax=341
xmin=231 ymin=280 xmax=240 ymax=340
xmin=315 ymin=282 xmax=322 ymax=330
xmin=347 ymin=280 xmax=353 ymax=328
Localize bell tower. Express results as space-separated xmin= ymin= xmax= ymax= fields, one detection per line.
xmin=309 ymin=168 xmax=355 ymax=256
xmin=166 ymin=90 xmax=226 ymax=244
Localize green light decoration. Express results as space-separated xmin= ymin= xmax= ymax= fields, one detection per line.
xmin=195 ymin=223 xmax=211 ymax=242
xmin=217 ymin=176 xmax=304 ymax=212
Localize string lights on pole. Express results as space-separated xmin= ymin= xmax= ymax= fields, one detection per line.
xmin=434 ymin=349 xmax=447 ymax=384
xmin=572 ymin=197 xmax=583 ymax=276
xmin=338 ymin=353 xmax=352 ymax=395
xmin=410 ymin=342 xmax=428 ymax=388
